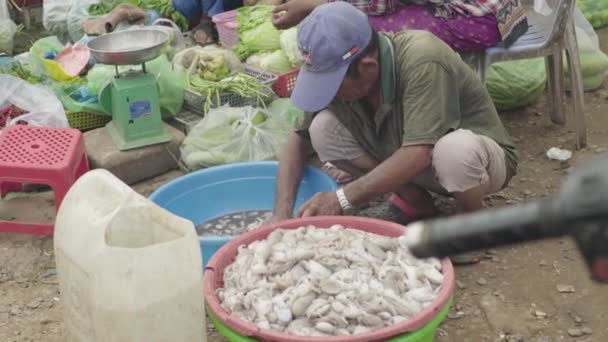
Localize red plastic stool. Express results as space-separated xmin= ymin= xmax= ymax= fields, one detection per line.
xmin=0 ymin=125 xmax=89 ymax=235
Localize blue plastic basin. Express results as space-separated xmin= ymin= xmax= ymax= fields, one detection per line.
xmin=149 ymin=161 xmax=337 ymax=268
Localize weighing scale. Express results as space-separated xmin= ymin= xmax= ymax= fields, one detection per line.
xmin=87 ymin=29 xmax=173 ymax=151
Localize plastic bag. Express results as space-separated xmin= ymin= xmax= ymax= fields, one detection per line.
xmin=0 ymin=74 xmax=69 ymax=128
xmin=181 ymin=105 xmax=290 ymax=170
xmin=563 ymin=7 xmax=608 ymax=91
xmin=267 ymin=98 xmax=303 ymax=126
xmin=43 ymin=0 xmax=74 ymax=43
xmin=0 ymin=0 xmax=17 ymax=55
xmin=173 ymin=45 xmax=243 ymax=75
xmin=578 ymin=0 xmax=608 ymax=29
xmin=87 ymin=54 xmax=187 ymax=117
xmin=486 ymin=58 xmax=547 ymax=111
xmin=67 ymin=0 xmax=100 ymax=43
xmin=149 ymin=19 xmax=186 ymax=60
xmin=30 ymin=36 xmax=81 ymax=82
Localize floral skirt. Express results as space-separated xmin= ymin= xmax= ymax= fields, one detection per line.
xmin=368 ymin=5 xmax=501 ymax=52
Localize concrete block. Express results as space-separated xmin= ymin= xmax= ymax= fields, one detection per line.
xmin=84 ymin=123 xmax=185 ymax=185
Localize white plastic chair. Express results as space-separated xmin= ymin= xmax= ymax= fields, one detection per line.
xmin=472 ymin=0 xmax=587 ymax=149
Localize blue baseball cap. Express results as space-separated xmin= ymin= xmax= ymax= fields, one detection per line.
xmin=291 ymin=2 xmax=373 ymax=112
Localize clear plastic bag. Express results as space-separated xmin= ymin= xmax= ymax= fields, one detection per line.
xmin=563 ymin=7 xmax=608 ymax=91
xmin=149 ymin=18 xmax=186 ymax=60
xmin=173 ymin=45 xmax=244 ymax=75
xmin=43 ymin=0 xmax=75 ymax=43
xmin=181 ymin=105 xmax=290 ymax=170
xmin=0 ymin=0 xmax=17 ymax=55
xmin=0 ymin=74 xmax=69 ymax=128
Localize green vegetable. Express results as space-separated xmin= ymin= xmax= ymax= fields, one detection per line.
xmin=246 ymin=50 xmax=293 ymax=74
xmin=578 ymin=0 xmax=608 ymax=29
xmin=279 ymin=27 xmax=301 ymax=68
xmin=486 ymin=58 xmax=547 ymax=111
xmin=87 ymin=0 xmax=189 ymax=31
xmin=187 ymin=72 xmax=271 ymax=113
xmin=236 ymin=5 xmax=274 ymax=34
xmin=0 ymin=60 xmax=44 ymax=84
xmin=233 ymin=21 xmax=282 ymax=60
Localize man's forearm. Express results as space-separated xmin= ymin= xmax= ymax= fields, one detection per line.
xmin=343 ymin=145 xmax=433 ymax=206
xmin=273 ymin=132 xmax=307 ymax=217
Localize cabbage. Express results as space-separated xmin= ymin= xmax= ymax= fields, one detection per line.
xmin=234 ymin=21 xmax=281 ymax=60
xmin=486 ymin=58 xmax=546 ymax=111
xmin=246 ymin=50 xmax=293 ymax=74
xmin=280 ymin=27 xmax=301 ymax=68
xmin=236 ymin=5 xmax=274 ymax=34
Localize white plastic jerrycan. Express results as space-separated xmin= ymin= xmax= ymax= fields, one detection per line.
xmin=54 ymin=169 xmax=207 ymax=342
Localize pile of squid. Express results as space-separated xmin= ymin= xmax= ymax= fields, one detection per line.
xmin=218 ymin=225 xmax=445 ymax=336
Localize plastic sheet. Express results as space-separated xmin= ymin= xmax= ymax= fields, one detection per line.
xmin=0 ymin=74 xmax=69 ymax=128
xmin=181 ymin=105 xmax=290 ymax=170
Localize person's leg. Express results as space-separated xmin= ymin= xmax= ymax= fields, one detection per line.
xmin=428 ymin=129 xmax=508 ymax=264
xmin=308 ymin=110 xmax=437 ymax=220
xmin=432 ymin=129 xmax=508 ymax=212
xmin=368 ymin=5 xmax=501 ymax=52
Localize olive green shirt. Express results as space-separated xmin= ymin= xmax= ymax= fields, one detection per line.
xmin=296 ymin=30 xmax=518 ymax=176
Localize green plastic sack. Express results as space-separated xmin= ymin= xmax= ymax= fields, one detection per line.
xmin=486 ymin=58 xmax=547 ymax=111
xmin=87 ymin=54 xmax=187 ymax=117
xmin=577 ymin=0 xmax=608 ymax=29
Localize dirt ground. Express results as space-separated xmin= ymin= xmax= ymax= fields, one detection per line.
xmin=2 ymin=26 xmax=608 ymax=342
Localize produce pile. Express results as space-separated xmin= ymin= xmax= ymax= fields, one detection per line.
xmin=233 ymin=6 xmax=301 ymax=74
xmin=88 ymin=0 xmax=189 ymax=31
xmin=218 ymin=225 xmax=445 ymax=337
xmin=176 ymin=46 xmax=273 ymax=113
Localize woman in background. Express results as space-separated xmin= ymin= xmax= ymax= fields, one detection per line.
xmin=273 ymin=0 xmax=529 ymax=52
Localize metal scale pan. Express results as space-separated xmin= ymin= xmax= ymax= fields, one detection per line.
xmin=87 ymin=28 xmax=169 ymax=66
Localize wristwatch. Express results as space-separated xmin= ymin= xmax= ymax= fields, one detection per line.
xmin=336 ymin=188 xmax=353 ymax=211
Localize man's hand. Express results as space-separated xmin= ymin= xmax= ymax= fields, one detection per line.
xmin=296 ymin=191 xmax=342 ymax=217
xmin=272 ymin=0 xmax=327 ymax=30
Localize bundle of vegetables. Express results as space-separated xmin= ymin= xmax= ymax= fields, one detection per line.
xmin=233 ymin=6 xmax=282 ymax=60
xmin=577 ymin=0 xmax=608 ymax=29
xmin=188 ymin=72 xmax=272 ymax=113
xmin=88 ymin=0 xmax=189 ymax=31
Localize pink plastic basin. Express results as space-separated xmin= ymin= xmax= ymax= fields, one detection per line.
xmin=203 ymin=216 xmax=456 ymax=342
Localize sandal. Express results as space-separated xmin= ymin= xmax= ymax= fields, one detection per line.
xmin=388 ymin=193 xmax=439 ymax=225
